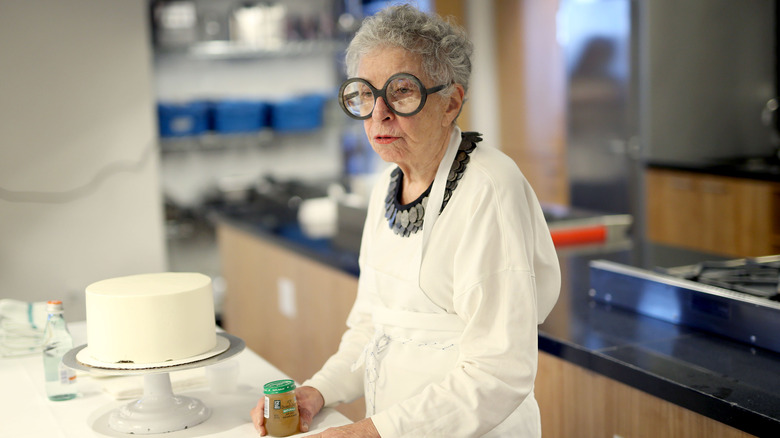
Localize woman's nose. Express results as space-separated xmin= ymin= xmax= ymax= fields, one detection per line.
xmin=372 ymin=96 xmax=394 ymax=120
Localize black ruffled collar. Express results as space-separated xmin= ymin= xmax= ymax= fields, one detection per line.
xmin=384 ymin=131 xmax=481 ymax=237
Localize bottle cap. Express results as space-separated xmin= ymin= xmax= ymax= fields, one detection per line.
xmin=46 ymin=300 xmax=64 ymax=313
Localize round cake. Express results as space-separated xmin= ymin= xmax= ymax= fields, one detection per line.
xmin=85 ymin=272 xmax=216 ymax=364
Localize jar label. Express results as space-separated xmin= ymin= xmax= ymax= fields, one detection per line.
xmin=264 ymin=392 xmax=299 ymax=436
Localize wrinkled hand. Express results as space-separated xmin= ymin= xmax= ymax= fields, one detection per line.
xmin=308 ymin=418 xmax=380 ymax=438
xmin=250 ymin=385 xmax=325 ymax=436
xmin=295 ymin=386 xmax=326 ymax=432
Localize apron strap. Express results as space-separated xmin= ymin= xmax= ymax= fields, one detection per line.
xmin=420 ymin=126 xmax=462 ymax=259
xmin=416 ymin=126 xmax=462 ymax=303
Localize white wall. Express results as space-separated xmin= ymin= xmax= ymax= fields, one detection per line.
xmin=0 ymin=0 xmax=167 ymax=321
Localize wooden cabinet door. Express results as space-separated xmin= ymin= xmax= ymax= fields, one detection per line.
xmin=646 ymin=168 xmax=779 ymax=257
xmin=698 ymin=175 xmax=741 ymax=255
xmin=218 ymin=223 xmax=359 ymax=380
xmin=217 ymin=224 xmax=297 ymax=374
xmin=536 ymin=352 xmax=756 ymax=438
xmin=646 ymin=169 xmax=704 ymax=249
xmin=734 ymin=179 xmax=780 ymax=256
xmin=217 ymin=223 xmax=366 ymax=420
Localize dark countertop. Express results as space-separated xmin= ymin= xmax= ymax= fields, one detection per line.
xmin=543 ymin=243 xmax=780 ymax=437
xmin=214 ymin=213 xmax=361 ymax=276
xmin=213 ymin=213 xmax=780 ymax=437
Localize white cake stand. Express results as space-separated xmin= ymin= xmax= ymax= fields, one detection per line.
xmin=63 ymin=333 xmax=245 ymax=435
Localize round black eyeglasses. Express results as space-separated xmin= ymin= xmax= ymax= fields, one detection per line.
xmin=338 ymin=73 xmax=447 ymax=120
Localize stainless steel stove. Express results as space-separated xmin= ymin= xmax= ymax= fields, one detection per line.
xmin=589 ymin=255 xmax=780 ymax=354
xmin=662 ymin=256 xmax=780 ymax=299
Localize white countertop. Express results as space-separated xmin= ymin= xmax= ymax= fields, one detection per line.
xmin=0 ymin=321 xmax=350 ymax=437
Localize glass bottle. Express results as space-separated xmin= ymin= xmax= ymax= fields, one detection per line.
xmin=42 ymin=300 xmax=77 ymax=401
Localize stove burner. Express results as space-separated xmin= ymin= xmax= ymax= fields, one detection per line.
xmin=591 ymin=257 xmax=780 ymax=354
xmin=663 ymin=256 xmax=780 ymax=301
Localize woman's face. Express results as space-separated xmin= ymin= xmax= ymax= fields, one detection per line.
xmin=357 ymin=46 xmax=462 ymax=171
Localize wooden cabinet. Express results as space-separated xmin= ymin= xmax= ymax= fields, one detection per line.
xmin=535 ymin=352 xmax=756 ymax=438
xmin=646 ymin=168 xmax=780 ymax=257
xmin=216 ymin=223 xmax=365 ymax=420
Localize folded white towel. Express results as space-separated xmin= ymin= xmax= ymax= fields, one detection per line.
xmin=0 ymin=300 xmax=48 ymax=357
xmin=0 ymin=299 xmax=48 ymax=329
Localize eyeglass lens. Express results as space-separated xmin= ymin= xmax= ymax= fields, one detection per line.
xmin=342 ymin=75 xmax=425 ymax=118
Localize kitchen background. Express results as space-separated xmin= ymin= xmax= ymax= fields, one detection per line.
xmin=0 ymin=0 xmax=777 ymax=321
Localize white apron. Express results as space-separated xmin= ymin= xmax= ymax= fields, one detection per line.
xmin=352 ymin=128 xmax=541 ymax=436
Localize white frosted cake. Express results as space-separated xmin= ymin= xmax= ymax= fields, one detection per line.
xmin=85 ymin=272 xmax=216 ymax=364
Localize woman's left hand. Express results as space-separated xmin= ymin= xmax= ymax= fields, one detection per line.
xmin=308 ymin=418 xmax=380 ymax=438
xmin=250 ymin=385 xmax=324 ymax=436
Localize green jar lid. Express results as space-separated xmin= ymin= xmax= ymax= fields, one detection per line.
xmin=263 ymin=379 xmax=296 ymax=395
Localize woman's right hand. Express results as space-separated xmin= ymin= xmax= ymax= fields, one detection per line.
xmin=250 ymin=385 xmax=325 ymax=435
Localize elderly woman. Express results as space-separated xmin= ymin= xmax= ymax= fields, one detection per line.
xmin=252 ymin=5 xmax=560 ymax=437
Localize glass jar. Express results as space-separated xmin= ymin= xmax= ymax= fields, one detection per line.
xmin=263 ymin=379 xmax=299 ymax=437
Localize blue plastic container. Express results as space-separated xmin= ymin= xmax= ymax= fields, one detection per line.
xmin=213 ymin=100 xmax=268 ymax=134
xmin=270 ymin=94 xmax=327 ymax=133
xmin=157 ymin=101 xmax=210 ymax=137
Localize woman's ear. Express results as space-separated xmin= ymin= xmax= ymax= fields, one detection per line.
xmin=442 ymin=84 xmax=465 ymax=127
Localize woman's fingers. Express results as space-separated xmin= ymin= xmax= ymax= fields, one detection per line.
xmin=252 ymin=385 xmax=323 ymax=434
xmin=296 ymin=386 xmax=325 ymax=432
xmin=299 ymin=405 xmax=315 ymax=432
xmin=250 ymin=398 xmax=267 ymax=436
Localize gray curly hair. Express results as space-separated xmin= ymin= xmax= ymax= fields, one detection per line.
xmin=345 ymin=4 xmax=473 ymax=98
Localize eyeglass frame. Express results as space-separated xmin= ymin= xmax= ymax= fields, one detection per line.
xmin=338 ymin=72 xmax=448 ymax=120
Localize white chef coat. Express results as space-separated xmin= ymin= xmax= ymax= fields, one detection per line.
xmin=303 ymin=127 xmax=561 ymax=437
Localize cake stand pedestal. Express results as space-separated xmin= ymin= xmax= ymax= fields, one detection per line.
xmin=63 ymin=333 xmax=245 ymax=435
xmin=107 ymin=372 xmax=209 ymax=434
